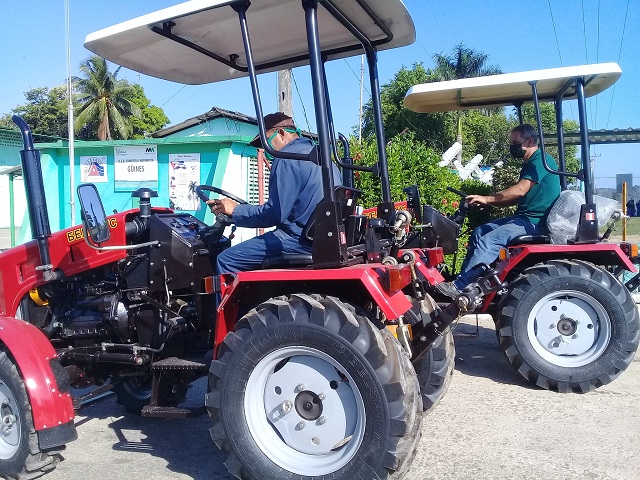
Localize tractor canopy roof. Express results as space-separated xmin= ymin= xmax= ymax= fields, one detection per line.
xmin=84 ymin=0 xmax=415 ymax=85
xmin=403 ymin=63 xmax=621 ymax=113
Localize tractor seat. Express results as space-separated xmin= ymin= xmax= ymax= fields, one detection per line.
xmin=260 ymin=253 xmax=314 ymax=269
xmin=508 ymin=234 xmax=551 ymax=246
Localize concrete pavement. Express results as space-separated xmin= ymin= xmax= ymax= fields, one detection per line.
xmin=41 ymin=315 xmax=640 ymax=480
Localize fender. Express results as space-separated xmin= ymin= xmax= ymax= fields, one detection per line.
xmin=213 ymin=264 xmax=414 ymax=357
xmin=0 ymin=316 xmax=75 ymax=432
xmin=481 ymin=243 xmax=637 ymax=311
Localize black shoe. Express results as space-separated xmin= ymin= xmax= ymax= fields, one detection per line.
xmin=436 ymin=281 xmax=460 ymax=299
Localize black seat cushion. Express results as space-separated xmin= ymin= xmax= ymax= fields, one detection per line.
xmin=260 ymin=253 xmax=313 ymax=269
xmin=508 ymin=234 xmax=552 ymax=246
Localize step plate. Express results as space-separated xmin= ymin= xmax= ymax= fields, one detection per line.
xmin=141 ymin=405 xmax=206 ymax=419
xmin=151 ymin=357 xmax=208 ymax=371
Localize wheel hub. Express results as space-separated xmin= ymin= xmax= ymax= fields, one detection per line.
xmin=255 ymin=352 xmax=362 ymax=457
xmin=0 ymin=384 xmax=20 ymax=456
xmin=295 ymin=391 xmax=323 ymax=421
xmin=527 ymin=291 xmax=612 ymax=367
xmin=557 ymin=317 xmax=578 ymax=336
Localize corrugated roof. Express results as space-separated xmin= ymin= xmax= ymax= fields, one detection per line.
xmin=152 ymin=106 xmax=256 ymax=138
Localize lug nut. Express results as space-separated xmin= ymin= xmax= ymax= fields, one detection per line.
xmin=297 ymin=422 xmax=305 ymax=430
xmin=318 ymin=416 xmax=326 ymax=425
xmin=295 ymin=384 xmax=305 ymax=392
xmin=281 ymin=400 xmax=293 ymax=414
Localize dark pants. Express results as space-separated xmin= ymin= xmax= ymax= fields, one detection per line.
xmin=216 ymin=229 xmax=311 ymax=274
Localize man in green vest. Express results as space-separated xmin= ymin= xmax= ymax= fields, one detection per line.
xmin=438 ymin=123 xmax=561 ymax=298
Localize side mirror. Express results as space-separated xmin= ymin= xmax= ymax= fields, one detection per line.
xmin=77 ymin=184 xmax=110 ymax=244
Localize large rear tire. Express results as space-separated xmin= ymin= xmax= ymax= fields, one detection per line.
xmin=496 ymin=260 xmax=640 ymax=392
xmin=0 ymin=351 xmax=63 ymax=479
xmin=206 ymin=294 xmax=423 ymax=480
xmin=412 ymin=329 xmax=455 ymax=413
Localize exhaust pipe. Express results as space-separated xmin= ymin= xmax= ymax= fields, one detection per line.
xmin=12 ymin=115 xmax=62 ymax=281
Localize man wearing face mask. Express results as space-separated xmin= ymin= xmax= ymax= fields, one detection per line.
xmin=208 ymin=112 xmax=340 ymax=273
xmin=437 ymin=123 xmax=561 ymax=298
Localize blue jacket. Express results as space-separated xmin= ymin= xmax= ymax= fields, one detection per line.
xmin=232 ymin=137 xmax=340 ymax=238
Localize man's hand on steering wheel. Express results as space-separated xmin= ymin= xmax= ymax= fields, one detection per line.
xmin=207 ymin=198 xmax=238 ymax=217
xmin=465 ymin=194 xmax=490 ymax=206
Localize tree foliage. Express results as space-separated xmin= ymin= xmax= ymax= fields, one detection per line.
xmin=126 ymin=84 xmax=170 ymax=139
xmin=350 ymin=131 xmax=462 ymax=211
xmin=432 ymin=43 xmax=502 ymax=81
xmin=360 ymin=63 xmax=454 ymax=149
xmin=2 ymin=86 xmax=68 ymax=137
xmin=2 ymin=56 xmax=168 ymax=141
xmin=74 ymin=56 xmax=141 ymax=140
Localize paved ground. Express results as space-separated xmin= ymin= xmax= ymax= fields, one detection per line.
xmin=42 ymin=315 xmax=640 ymax=480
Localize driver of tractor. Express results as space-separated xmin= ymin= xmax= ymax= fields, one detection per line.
xmin=208 ymin=112 xmax=341 ymax=273
xmin=437 ymin=123 xmax=561 ymax=298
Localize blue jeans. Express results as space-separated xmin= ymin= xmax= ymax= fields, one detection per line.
xmin=454 ymin=216 xmax=543 ymax=289
xmin=216 ymin=229 xmax=311 ymax=274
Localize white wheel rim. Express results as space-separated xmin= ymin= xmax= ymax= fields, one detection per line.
xmin=244 ymin=346 xmax=366 ymax=475
xmin=527 ymin=290 xmax=611 ymax=367
xmin=0 ymin=383 xmax=21 ymax=459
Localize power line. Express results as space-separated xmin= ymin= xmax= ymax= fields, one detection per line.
xmin=290 ymin=70 xmax=312 ymax=133
xmin=159 ymin=84 xmax=187 ymax=108
xmin=606 ymin=0 xmax=630 ymax=129
xmin=343 ymin=59 xmax=370 ymax=97
xmin=581 ymin=0 xmax=594 ymax=130
xmin=547 ymin=0 xmax=564 ymax=66
xmin=416 ymin=38 xmax=431 ymax=59
xmin=581 ymin=0 xmax=589 ymax=64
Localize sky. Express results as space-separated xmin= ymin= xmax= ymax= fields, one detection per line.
xmin=1 ymin=0 xmax=638 ymax=189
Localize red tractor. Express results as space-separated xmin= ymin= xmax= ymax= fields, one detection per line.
xmin=404 ymin=63 xmax=640 ymax=393
xmin=1 ymin=1 xmax=503 ymax=479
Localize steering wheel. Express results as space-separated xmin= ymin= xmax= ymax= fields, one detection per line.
xmin=195 ymin=185 xmax=248 ymax=224
xmin=195 ymin=185 xmax=248 ymax=205
xmin=446 ymin=186 xmax=469 ymax=199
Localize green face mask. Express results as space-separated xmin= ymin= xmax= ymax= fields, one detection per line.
xmin=264 ymin=127 xmax=302 ymax=160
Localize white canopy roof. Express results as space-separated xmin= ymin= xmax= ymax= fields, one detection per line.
xmin=404 ymin=63 xmax=622 ymax=113
xmin=84 ymin=0 xmax=415 ymax=85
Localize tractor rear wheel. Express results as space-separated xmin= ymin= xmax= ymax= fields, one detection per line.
xmin=0 ymin=351 xmax=62 ymax=479
xmin=206 ymin=294 xmax=423 ymax=480
xmin=496 ymin=260 xmax=640 ymax=392
xmin=412 ymin=329 xmax=455 ymax=413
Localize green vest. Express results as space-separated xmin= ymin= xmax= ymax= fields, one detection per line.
xmin=514 ymin=149 xmax=561 ymax=226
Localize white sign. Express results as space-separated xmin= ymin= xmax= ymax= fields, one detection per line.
xmin=114 ymin=145 xmax=158 ymax=191
xmin=169 ymin=153 xmax=200 ymax=211
xmin=80 ymin=155 xmax=108 ymax=183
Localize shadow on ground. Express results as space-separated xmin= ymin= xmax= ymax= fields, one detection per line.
xmin=77 ymin=378 xmax=234 ymax=479
xmin=450 ymin=320 xmax=535 ymax=389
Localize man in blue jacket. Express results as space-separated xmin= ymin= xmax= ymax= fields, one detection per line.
xmin=438 ymin=123 xmax=561 ymax=298
xmin=208 ymin=112 xmax=337 ymax=273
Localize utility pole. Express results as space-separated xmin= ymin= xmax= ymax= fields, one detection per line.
xmin=277 ymin=69 xmax=293 ymax=117
xmin=359 ymin=55 xmax=364 ymax=142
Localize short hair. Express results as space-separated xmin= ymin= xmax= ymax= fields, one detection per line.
xmin=511 ymin=124 xmax=538 ymax=145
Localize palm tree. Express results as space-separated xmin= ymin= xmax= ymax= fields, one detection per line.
xmin=432 ymin=44 xmax=501 ymax=160
xmin=74 ymin=55 xmax=141 ymax=140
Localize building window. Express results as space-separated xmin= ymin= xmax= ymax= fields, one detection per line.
xmin=247 ymin=156 xmax=269 ymax=204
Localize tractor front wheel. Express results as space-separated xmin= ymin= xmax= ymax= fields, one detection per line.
xmin=496 ymin=260 xmax=640 ymax=392
xmin=0 ymin=351 xmax=63 ymax=479
xmin=206 ymin=294 xmax=423 ymax=480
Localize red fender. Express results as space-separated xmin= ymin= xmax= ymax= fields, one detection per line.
xmin=0 ymin=316 xmax=75 ymax=431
